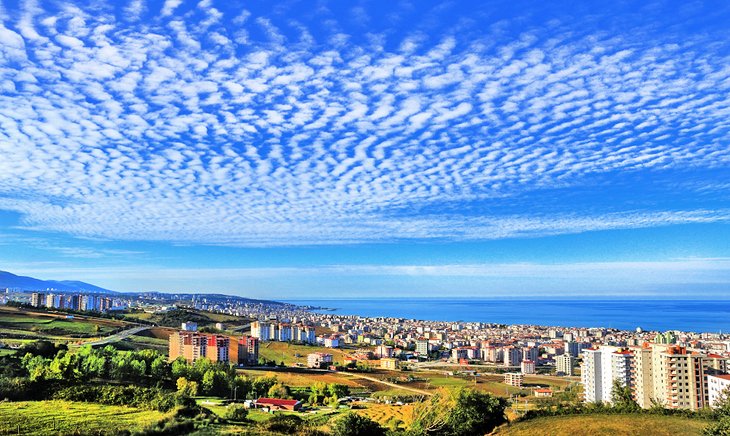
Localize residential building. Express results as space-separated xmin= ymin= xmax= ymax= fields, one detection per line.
xmin=556 ymin=353 xmax=575 ymax=376
xmin=416 ymin=338 xmax=429 ymax=356
xmin=708 ymin=374 xmax=730 ymax=408
xmin=582 ymin=347 xmax=620 ymax=403
xmin=521 ymin=359 xmax=536 ymax=374
xmin=30 ymin=292 xmax=44 ymax=308
xmin=504 ymin=347 xmax=522 ymax=367
xmin=504 ymin=372 xmax=524 ymax=388
xmin=381 ymin=357 xmax=399 ymax=370
xmin=307 ymin=352 xmax=333 ymax=369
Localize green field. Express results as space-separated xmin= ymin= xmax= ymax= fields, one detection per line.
xmin=258 ymin=341 xmax=353 ymax=366
xmin=0 ymin=308 xmax=120 ymax=339
xmin=0 ymin=348 xmax=16 ymax=356
xmin=494 ymin=414 xmax=711 ymax=436
xmin=0 ymin=401 xmax=168 ymax=435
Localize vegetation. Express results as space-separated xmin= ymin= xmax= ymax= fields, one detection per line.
xmin=331 ymin=413 xmax=386 ymax=436
xmin=409 ymin=388 xmax=508 ymax=435
xmin=0 ymin=400 xmax=168 ymax=435
xmin=494 ymin=414 xmax=711 ymax=435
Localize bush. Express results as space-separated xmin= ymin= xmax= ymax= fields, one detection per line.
xmin=262 ymin=414 xmax=304 ymax=433
xmin=52 ymin=385 xmax=178 ymax=412
xmin=331 ymin=413 xmax=385 ymax=436
xmin=224 ymin=404 xmax=248 ymax=421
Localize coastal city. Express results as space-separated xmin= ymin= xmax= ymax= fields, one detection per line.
xmin=2 ymin=0 xmax=730 ymax=434
xmin=3 ymin=286 xmax=729 ymax=416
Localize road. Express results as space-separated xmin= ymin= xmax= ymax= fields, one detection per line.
xmin=79 ymin=326 xmax=150 ymax=347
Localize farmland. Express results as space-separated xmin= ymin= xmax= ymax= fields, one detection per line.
xmin=0 ymin=306 xmax=127 ymax=343
xmin=258 ymin=340 xmax=353 ymax=366
xmin=0 ymin=401 xmax=168 ymax=435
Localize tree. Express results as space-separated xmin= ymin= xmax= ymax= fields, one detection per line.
xmin=445 ymin=389 xmax=508 ymax=436
xmin=177 ymin=377 xmax=199 ymax=397
xmin=267 ymin=382 xmax=290 ymax=399
xmin=224 ymin=404 xmax=248 ymax=421
xmin=327 ymin=383 xmax=350 ymax=398
xmin=611 ymin=379 xmax=639 ymax=411
xmin=331 ymin=413 xmax=385 ymax=436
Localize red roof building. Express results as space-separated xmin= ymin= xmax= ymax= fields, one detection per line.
xmin=254 ymin=398 xmax=302 ymax=411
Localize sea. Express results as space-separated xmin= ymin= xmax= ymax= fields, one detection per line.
xmin=285 ymin=299 xmax=730 ymax=333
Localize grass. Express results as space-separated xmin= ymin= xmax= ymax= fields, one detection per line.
xmin=494 ymin=414 xmax=711 ymax=436
xmin=258 ymin=341 xmax=352 ymax=366
xmin=0 ymin=348 xmax=16 ymax=356
xmin=0 ymin=308 xmax=119 ymax=338
xmin=354 ymin=402 xmax=413 ymax=428
xmin=0 ymin=400 xmax=168 ymax=435
xmin=238 ymin=369 xmax=362 ymax=388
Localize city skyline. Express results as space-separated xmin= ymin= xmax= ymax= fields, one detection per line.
xmin=1 ymin=1 xmax=730 ymax=298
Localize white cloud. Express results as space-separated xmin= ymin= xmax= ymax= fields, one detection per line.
xmin=0 ymin=3 xmax=728 ymax=247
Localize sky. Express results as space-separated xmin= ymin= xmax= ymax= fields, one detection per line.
xmin=1 ymin=0 xmax=730 ymax=299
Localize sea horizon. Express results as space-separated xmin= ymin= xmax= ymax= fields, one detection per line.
xmin=286 ymin=298 xmax=730 ymax=333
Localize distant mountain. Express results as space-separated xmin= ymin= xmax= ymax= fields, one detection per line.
xmin=0 ymin=270 xmax=116 ymax=294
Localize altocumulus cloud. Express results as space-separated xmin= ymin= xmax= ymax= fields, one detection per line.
xmin=0 ymin=1 xmax=729 ymax=246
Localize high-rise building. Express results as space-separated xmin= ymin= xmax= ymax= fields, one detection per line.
xmin=631 ymin=345 xmax=654 ymax=408
xmin=45 ymin=294 xmax=55 ymax=309
xmin=521 ymin=359 xmax=536 ymax=374
xmin=523 ymin=346 xmax=539 ymax=363
xmin=504 ymin=347 xmax=522 ymax=367
xmin=708 ymin=374 xmax=730 ymax=408
xmin=556 ymin=353 xmax=575 ymax=376
xmin=30 ymin=292 xmax=45 ymax=308
xmin=416 ymin=338 xmax=429 ymax=356
xmin=581 ymin=346 xmax=621 ymax=403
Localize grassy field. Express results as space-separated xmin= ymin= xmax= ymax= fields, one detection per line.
xmin=0 ymin=307 xmax=123 ymax=340
xmin=0 ymin=348 xmax=16 ymax=356
xmin=494 ymin=414 xmax=711 ymax=436
xmin=355 ymin=402 xmax=413 ymax=428
xmin=258 ymin=341 xmax=352 ymax=366
xmin=239 ymin=369 xmax=363 ymax=388
xmin=0 ymin=400 xmax=168 ymax=435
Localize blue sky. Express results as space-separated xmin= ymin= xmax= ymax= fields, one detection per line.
xmin=1 ymin=0 xmax=730 ymax=298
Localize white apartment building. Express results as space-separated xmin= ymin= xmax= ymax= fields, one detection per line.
xmin=521 ymin=359 xmax=536 ymax=374
xmin=504 ymin=347 xmax=522 ymax=367
xmin=708 ymin=374 xmax=730 ymax=408
xmin=556 ymin=353 xmax=575 ymax=376
xmin=581 ymin=346 xmax=621 ymax=403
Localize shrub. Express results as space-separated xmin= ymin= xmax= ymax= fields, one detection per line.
xmin=331 ymin=413 xmax=385 ymax=436
xmin=224 ymin=404 xmax=248 ymax=421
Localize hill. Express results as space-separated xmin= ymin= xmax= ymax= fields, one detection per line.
xmin=493 ymin=414 xmax=710 ymax=436
xmin=0 ymin=270 xmax=116 ymax=294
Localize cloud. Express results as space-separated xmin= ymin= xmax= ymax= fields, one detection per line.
xmin=0 ymin=2 xmax=729 ymax=247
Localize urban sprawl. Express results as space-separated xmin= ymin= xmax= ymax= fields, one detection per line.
xmin=3 ymin=288 xmax=730 ymax=412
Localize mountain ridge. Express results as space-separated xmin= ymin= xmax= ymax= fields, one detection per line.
xmin=0 ymin=270 xmax=116 ymax=294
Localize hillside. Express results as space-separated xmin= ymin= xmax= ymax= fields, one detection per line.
xmin=493 ymin=414 xmax=710 ymax=436
xmin=0 ymin=270 xmax=115 ymax=294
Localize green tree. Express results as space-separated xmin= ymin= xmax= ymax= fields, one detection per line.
xmin=267 ymin=382 xmax=290 ymax=399
xmin=224 ymin=404 xmax=248 ymax=421
xmin=611 ymin=379 xmax=639 ymax=411
xmin=327 ymin=383 xmax=350 ymax=398
xmin=445 ymin=389 xmax=508 ymax=436
xmin=331 ymin=413 xmax=385 ymax=436
xmin=177 ymin=377 xmax=199 ymax=397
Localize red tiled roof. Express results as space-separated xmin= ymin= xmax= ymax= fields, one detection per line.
xmin=712 ymin=374 xmax=730 ymax=381
xmin=255 ymin=398 xmax=301 ymax=406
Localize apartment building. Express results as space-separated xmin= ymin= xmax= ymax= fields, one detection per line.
xmin=556 ymin=353 xmax=575 ymax=376
xmin=521 ymin=359 xmax=536 ymax=374
xmin=30 ymin=292 xmax=45 ymax=308
xmin=708 ymin=374 xmax=730 ymax=408
xmin=251 ymin=320 xmax=316 ymax=344
xmin=504 ymin=347 xmax=522 ymax=367
xmin=169 ymin=331 xmax=257 ymax=365
xmin=307 ymin=352 xmax=333 ymax=369
xmin=504 ymin=372 xmax=524 ymax=388
xmin=581 ymin=346 xmax=620 ymax=403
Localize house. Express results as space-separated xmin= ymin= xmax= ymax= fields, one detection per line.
xmin=254 ymin=398 xmax=302 ymax=411
xmin=381 ymin=357 xmax=400 ymax=370
xmin=534 ymin=388 xmax=553 ymax=398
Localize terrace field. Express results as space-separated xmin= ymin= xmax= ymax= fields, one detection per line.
xmin=0 ymin=400 xmax=168 ymax=435
xmin=493 ymin=414 xmax=711 ymax=436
